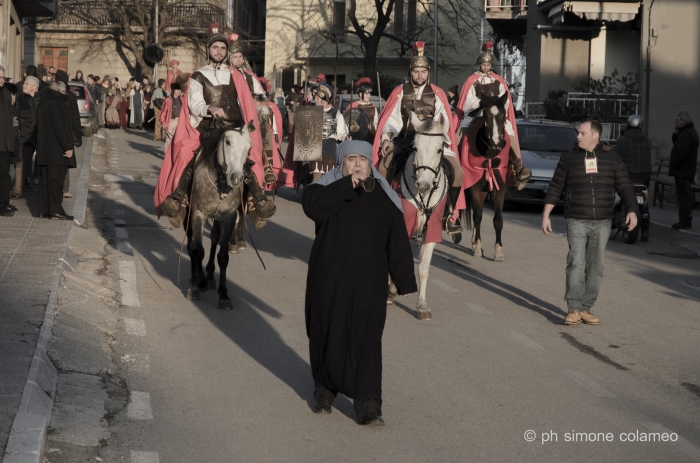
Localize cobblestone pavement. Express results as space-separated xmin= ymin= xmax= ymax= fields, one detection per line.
xmin=0 ymin=144 xmax=87 ymax=457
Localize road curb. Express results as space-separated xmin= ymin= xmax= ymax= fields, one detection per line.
xmin=2 ymin=137 xmax=95 ymax=463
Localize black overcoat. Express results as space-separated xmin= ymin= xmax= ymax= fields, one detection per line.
xmin=36 ymin=90 xmax=76 ymax=168
xmin=0 ymin=86 xmax=15 ymax=152
xmin=302 ymin=175 xmax=417 ymax=400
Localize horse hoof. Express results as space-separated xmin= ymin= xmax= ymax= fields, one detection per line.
xmin=417 ymin=309 xmax=433 ymax=320
xmin=452 ymin=233 xmax=462 ymax=245
xmin=218 ymin=299 xmax=233 ymax=310
xmin=494 ymin=254 xmax=505 ymax=262
xmin=228 ymin=245 xmax=239 ymax=254
xmin=186 ymin=289 xmax=199 ymax=300
xmin=208 ymin=278 xmax=216 ymax=290
xmin=387 ymin=298 xmax=395 ymax=305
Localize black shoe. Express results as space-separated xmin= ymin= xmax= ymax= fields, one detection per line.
xmin=7 ymin=204 xmax=17 ymax=211
xmin=671 ymin=221 xmax=692 ymax=230
xmin=641 ymin=228 xmax=649 ymax=242
xmin=0 ymin=206 xmax=14 ymax=217
xmin=50 ymin=213 xmax=74 ymax=221
xmin=312 ymin=400 xmax=332 ymax=414
xmin=24 ymin=184 xmax=36 ymax=192
xmin=38 ymin=213 xmax=49 ymax=218
xmin=359 ymin=412 xmax=385 ymax=426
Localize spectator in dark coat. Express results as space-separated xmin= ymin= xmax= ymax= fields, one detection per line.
xmin=546 ymin=90 xmax=573 ymax=123
xmin=13 ymin=76 xmax=41 ymax=198
xmin=669 ymin=110 xmax=699 ymax=229
xmin=0 ymin=65 xmax=16 ymax=216
xmin=55 ymin=70 xmax=82 ymax=198
xmin=36 ymin=81 xmax=76 ymax=220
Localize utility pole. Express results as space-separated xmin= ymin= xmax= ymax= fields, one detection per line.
xmin=154 ymin=0 xmax=159 ymax=81
xmin=433 ymin=0 xmax=438 ymax=85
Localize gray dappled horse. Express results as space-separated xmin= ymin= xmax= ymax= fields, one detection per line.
xmin=185 ymin=121 xmax=256 ymax=309
xmin=464 ymin=81 xmax=527 ymax=262
xmin=388 ymin=113 xmax=449 ymax=321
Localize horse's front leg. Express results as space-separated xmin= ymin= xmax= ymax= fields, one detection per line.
xmin=416 ymin=242 xmax=437 ymax=320
xmin=186 ymin=211 xmax=207 ymax=300
xmin=206 ymin=220 xmax=220 ymax=290
xmin=470 ymin=187 xmax=487 ymax=257
xmin=492 ymin=184 xmax=507 ymax=262
xmin=216 ymin=215 xmax=235 ymax=310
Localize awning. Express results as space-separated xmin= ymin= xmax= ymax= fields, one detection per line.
xmin=547 ymin=1 xmax=640 ymax=25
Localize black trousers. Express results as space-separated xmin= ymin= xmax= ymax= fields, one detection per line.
xmin=675 ymin=177 xmax=694 ymax=223
xmin=314 ymin=384 xmax=383 ymax=420
xmin=0 ymin=151 xmax=11 ymax=208
xmin=21 ymin=145 xmax=37 ymax=183
xmin=38 ymin=165 xmax=68 ymax=216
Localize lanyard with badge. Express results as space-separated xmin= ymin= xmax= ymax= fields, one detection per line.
xmin=585 ymin=151 xmax=598 ymax=174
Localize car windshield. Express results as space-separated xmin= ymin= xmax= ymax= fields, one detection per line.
xmin=518 ymin=125 xmax=577 ymax=152
xmin=68 ymin=85 xmax=86 ymax=99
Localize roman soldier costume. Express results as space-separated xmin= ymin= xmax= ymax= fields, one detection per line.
xmin=154 ymin=27 xmax=274 ymax=228
xmin=315 ymin=83 xmax=347 ymax=179
xmin=346 ymin=77 xmax=379 ymax=136
xmin=373 ymin=41 xmax=465 ymax=235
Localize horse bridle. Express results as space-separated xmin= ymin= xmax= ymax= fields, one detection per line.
xmin=409 ymin=132 xmax=445 ymax=206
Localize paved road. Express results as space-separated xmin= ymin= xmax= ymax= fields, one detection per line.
xmin=85 ymin=129 xmax=700 ymax=462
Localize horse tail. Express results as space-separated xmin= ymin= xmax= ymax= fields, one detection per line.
xmin=464 ymin=191 xmax=473 ymax=231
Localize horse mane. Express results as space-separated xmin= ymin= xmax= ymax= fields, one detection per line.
xmin=197 ymin=122 xmax=245 ymax=174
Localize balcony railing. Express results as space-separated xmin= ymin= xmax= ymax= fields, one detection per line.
xmin=27 ymin=1 xmax=225 ymax=30
xmin=484 ymin=0 xmax=528 ymax=13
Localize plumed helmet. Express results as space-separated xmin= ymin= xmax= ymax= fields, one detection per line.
xmin=228 ymin=32 xmax=245 ymax=56
xmin=409 ymin=41 xmax=430 ymax=71
xmin=627 ymin=114 xmax=644 ymax=129
xmin=356 ymin=77 xmax=372 ymax=94
xmin=206 ymin=23 xmax=228 ymax=62
xmin=316 ymin=82 xmax=333 ymax=102
xmin=477 ymin=41 xmax=495 ymax=66
xmin=317 ymin=73 xmax=327 ymax=83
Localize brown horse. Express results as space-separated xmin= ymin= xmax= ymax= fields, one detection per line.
xmin=462 ymin=82 xmax=525 ymax=261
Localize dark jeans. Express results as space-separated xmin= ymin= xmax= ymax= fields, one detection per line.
xmin=674 ymin=177 xmax=694 ymax=223
xmin=38 ymin=165 xmax=68 ymax=216
xmin=565 ymin=219 xmax=611 ymax=312
xmin=0 ymin=151 xmax=10 ymax=207
xmin=314 ymin=384 xmax=383 ymax=420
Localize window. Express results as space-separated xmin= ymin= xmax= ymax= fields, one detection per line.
xmin=332 ymin=0 xmax=345 ymax=32
xmin=394 ymin=0 xmax=404 ymax=35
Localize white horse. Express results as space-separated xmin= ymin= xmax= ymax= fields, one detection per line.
xmin=388 ymin=113 xmax=450 ymax=320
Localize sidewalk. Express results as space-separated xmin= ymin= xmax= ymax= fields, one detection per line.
xmin=647 ymin=201 xmax=700 ymax=256
xmin=0 ymin=138 xmax=93 ymax=462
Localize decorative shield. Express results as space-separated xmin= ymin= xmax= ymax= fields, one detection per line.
xmin=294 ymin=106 xmax=323 ymax=162
xmin=344 ymin=107 xmax=371 ymax=142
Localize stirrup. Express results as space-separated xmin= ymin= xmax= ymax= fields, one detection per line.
xmin=264 ymin=167 xmax=277 ymax=185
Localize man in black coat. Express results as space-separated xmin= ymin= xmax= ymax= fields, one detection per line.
xmin=0 ymin=65 xmax=16 ymax=216
xmin=36 ymin=81 xmax=75 ymax=220
xmin=669 ymin=110 xmax=699 ymax=229
xmin=302 ymin=140 xmax=416 ymax=426
xmin=14 ymin=76 xmax=41 ymax=197
xmin=55 ymin=70 xmax=82 ymax=199
xmin=616 ymin=115 xmax=652 ymax=240
xmin=541 ymin=120 xmax=638 ymax=326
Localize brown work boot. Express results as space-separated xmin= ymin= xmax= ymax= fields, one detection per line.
xmin=580 ymin=311 xmax=600 ymax=325
xmin=564 ymin=310 xmax=581 ymax=325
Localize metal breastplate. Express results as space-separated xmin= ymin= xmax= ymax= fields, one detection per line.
xmin=400 ymin=83 xmax=436 ymax=134
xmin=322 ymin=108 xmax=338 ymax=138
xmin=192 ymin=71 xmax=243 ymax=128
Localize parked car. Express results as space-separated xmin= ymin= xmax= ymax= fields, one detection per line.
xmin=334 ymin=94 xmax=387 ymax=114
xmin=504 ymin=118 xmax=579 ymax=207
xmin=68 ymin=81 xmax=98 ymax=137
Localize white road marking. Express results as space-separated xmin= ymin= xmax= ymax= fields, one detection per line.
xmin=116 ymin=199 xmax=126 ymax=205
xmin=127 ymin=391 xmax=153 ymax=420
xmin=105 ymin=174 xmax=135 ymax=182
xmin=121 ymin=354 xmax=150 ymax=373
xmin=465 ymin=302 xmax=492 ymax=314
xmin=115 ymin=228 xmax=129 ymax=239
xmin=641 ymin=422 xmax=700 ymax=459
xmin=114 ymin=209 xmax=124 ymax=215
xmin=564 ymin=371 xmax=615 ymax=398
xmin=124 ymin=318 xmax=146 ymax=336
xmin=623 ymin=260 xmax=652 ymax=271
xmin=679 ymin=281 xmax=700 ymax=293
xmin=113 ymin=190 xmax=124 ymax=196
xmin=510 ymin=332 xmax=545 ymax=350
xmin=115 ymin=219 xmax=126 ymax=226
xmin=511 ymin=219 xmax=531 ymax=226
xmin=117 ymin=241 xmax=133 ymax=254
xmin=119 ymin=261 xmax=140 ymax=306
xmin=131 ymin=451 xmax=160 ymax=463
xmin=431 ymin=279 xmax=459 ymax=293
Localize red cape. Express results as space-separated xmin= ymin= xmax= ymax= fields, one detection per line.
xmin=164 ymin=69 xmax=182 ymax=93
xmin=267 ymin=101 xmax=286 ymax=190
xmin=159 ymin=95 xmax=185 ymax=128
xmin=454 ymin=72 xmax=520 ymax=189
xmin=154 ymin=68 xmax=265 ymax=216
xmin=371 ymin=84 xmax=464 ymax=212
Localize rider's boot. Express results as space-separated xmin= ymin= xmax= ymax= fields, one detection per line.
xmin=162 ymin=160 xmax=194 ymax=228
xmin=443 ymin=186 xmax=463 ymax=236
xmin=510 ymin=157 xmax=531 ymax=190
xmin=244 ymin=160 xmax=276 ymax=229
xmin=262 ymin=151 xmax=277 ymax=186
